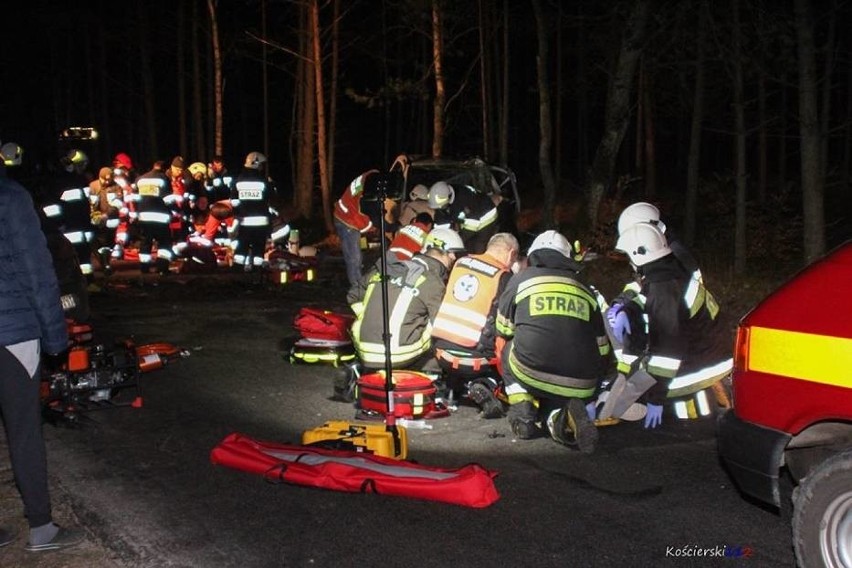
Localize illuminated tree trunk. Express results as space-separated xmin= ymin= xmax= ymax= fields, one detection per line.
xmin=585 ymin=0 xmax=649 ymax=228
xmin=432 ymin=0 xmax=446 ymax=158
xmin=311 ymin=0 xmax=333 ymax=233
xmin=207 ymin=0 xmax=223 ymax=156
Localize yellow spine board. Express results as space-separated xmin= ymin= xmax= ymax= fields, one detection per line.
xmin=302 ymin=420 xmax=408 ymax=460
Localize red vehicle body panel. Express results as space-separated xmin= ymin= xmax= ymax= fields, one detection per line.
xmin=733 ymin=242 xmax=852 ymax=432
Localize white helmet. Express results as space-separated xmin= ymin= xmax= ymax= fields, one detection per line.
xmin=244 ymin=151 xmax=267 ymax=169
xmin=527 ymin=229 xmax=573 ymax=259
xmin=428 ymin=181 xmax=454 ymax=209
xmin=410 ymin=183 xmax=429 ymax=200
xmin=1 ymin=142 xmax=23 ymax=166
xmin=617 ymin=202 xmax=666 ymax=236
xmin=615 ymin=222 xmax=671 ymax=266
xmin=426 ymin=227 xmax=465 ymax=253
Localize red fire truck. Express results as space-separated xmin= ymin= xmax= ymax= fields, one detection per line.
xmin=718 ymin=241 xmax=852 ymax=568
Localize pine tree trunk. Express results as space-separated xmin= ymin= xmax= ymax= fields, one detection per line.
xmin=178 ymin=0 xmax=188 ymax=158
xmin=531 ymin=0 xmax=557 ymax=230
xmin=207 ymin=0 xmax=223 ymax=157
xmin=432 ymin=0 xmax=446 ymax=158
xmin=311 ymin=0 xmax=333 ymax=233
xmin=191 ymin=0 xmax=205 ymax=161
xmin=795 ymin=0 xmax=826 ymax=262
xmin=684 ymin=0 xmax=706 ymax=246
xmin=328 ymin=0 xmax=340 ymax=190
xmin=499 ymin=0 xmax=509 ymax=166
xmin=478 ymin=0 xmax=490 ymax=160
xmin=643 ymin=71 xmax=656 ymax=199
xmin=732 ymin=0 xmax=748 ymax=275
xmin=137 ymin=3 xmax=159 ymax=161
xmin=295 ymin=3 xmax=316 ymax=220
xmin=585 ymin=0 xmax=649 ymax=228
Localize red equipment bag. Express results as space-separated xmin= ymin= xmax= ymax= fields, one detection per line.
xmin=293 ymin=308 xmax=354 ymax=342
xmin=357 ymin=371 xmax=447 ymax=419
xmin=210 ymin=432 xmax=500 ymax=508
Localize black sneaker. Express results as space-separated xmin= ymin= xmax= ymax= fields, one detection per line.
xmin=549 ymin=398 xmax=599 ymax=454
xmin=510 ymin=417 xmax=541 ymax=439
xmin=0 ymin=526 xmax=14 ymax=548
xmin=468 ymin=382 xmax=505 ymax=419
xmin=25 ymin=526 xmax=84 ymax=552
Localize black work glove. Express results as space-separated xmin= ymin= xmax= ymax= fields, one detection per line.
xmin=43 ymin=350 xmax=69 ymax=373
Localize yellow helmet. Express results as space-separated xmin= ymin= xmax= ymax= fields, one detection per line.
xmin=188 ymin=162 xmax=207 ymax=179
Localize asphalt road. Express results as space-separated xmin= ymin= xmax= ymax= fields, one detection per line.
xmin=4 ymin=263 xmax=798 ymax=567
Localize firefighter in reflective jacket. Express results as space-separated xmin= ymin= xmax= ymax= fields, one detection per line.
xmin=348 ymin=228 xmax=464 ymax=371
xmin=602 ymin=222 xmax=732 ymax=429
xmin=135 ymin=161 xmax=174 ymax=274
xmin=42 ymin=150 xmax=96 ymax=278
xmin=495 ymin=230 xmax=610 ymax=453
xmin=334 ymin=170 xmax=378 ymax=287
xmin=428 ymin=181 xmax=499 ymax=255
xmin=232 ymin=152 xmax=273 ymax=269
xmin=432 ymin=232 xmax=519 ymax=418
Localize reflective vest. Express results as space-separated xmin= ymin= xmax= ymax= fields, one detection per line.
xmin=333 ymin=171 xmax=376 ymax=233
xmin=432 ymin=253 xmax=506 ymax=348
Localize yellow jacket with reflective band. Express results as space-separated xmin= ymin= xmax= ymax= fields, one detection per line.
xmin=432 ymin=252 xmax=507 ymax=352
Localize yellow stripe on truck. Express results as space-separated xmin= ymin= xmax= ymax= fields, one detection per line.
xmin=748 ymin=326 xmax=852 ymax=388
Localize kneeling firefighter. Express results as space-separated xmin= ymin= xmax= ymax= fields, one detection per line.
xmin=431 ymin=232 xmax=519 ymax=418
xmin=599 ymin=222 xmax=733 ymax=428
xmin=495 ymin=230 xmax=610 ymax=453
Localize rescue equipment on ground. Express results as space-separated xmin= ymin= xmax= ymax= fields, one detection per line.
xmin=303 ymin=420 xmax=409 ymax=459
xmin=287 ymin=308 xmax=357 ymax=366
xmin=267 ymin=248 xmax=318 ymax=284
xmin=288 ymin=338 xmax=357 ymax=367
xmin=41 ymin=321 xmax=189 ymax=421
xmin=42 ymin=340 xmax=142 ymax=420
xmin=356 ymin=371 xmax=449 ymax=420
xmin=293 ymin=308 xmax=354 ymax=342
xmin=301 ymin=171 xmax=408 ymax=459
xmin=135 ymin=342 xmax=191 ymax=372
xmin=210 ymin=432 xmax=500 ymax=508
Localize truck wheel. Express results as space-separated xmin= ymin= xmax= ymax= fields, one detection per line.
xmin=792 ymin=450 xmax=852 ymax=568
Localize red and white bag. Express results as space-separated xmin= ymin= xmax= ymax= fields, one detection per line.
xmin=293 ymin=308 xmax=354 ymax=342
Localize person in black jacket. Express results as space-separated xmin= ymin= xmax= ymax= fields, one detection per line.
xmin=232 ymin=152 xmax=273 ymax=270
xmin=0 ymin=167 xmax=84 ymax=552
xmin=495 ymin=230 xmax=610 ymax=453
xmin=605 ymin=222 xmax=732 ymax=429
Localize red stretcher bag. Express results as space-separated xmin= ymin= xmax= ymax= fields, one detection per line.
xmin=210 ymin=432 xmax=500 ymax=508
xmin=293 ymin=308 xmax=354 ymax=342
xmin=357 ymin=371 xmax=447 ymax=419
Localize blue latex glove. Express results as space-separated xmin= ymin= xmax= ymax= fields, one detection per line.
xmin=605 ymin=303 xmax=623 ymax=328
xmin=612 ymin=311 xmax=631 ymax=344
xmin=586 ymin=401 xmax=597 ymax=421
xmin=644 ymin=403 xmax=663 ymax=429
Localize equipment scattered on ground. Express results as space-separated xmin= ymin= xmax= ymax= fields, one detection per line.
xmin=267 ymin=249 xmax=318 ymax=284
xmin=300 ymin=171 xmax=409 ymax=459
xmin=41 ymin=321 xmax=189 ymax=421
xmin=210 ymin=432 xmax=500 ymax=508
xmin=287 ymin=308 xmax=357 ymax=367
xmin=356 ymin=371 xmax=449 ymax=420
xmin=302 ymin=420 xmax=408 ymax=459
xmin=292 ymin=308 xmax=354 ymax=341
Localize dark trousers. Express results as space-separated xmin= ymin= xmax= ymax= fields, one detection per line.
xmin=0 ymin=346 xmax=52 ymax=527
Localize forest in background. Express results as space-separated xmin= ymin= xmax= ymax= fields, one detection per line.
xmin=1 ymin=0 xmax=850 ymax=275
